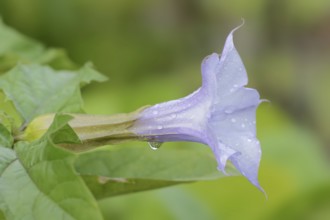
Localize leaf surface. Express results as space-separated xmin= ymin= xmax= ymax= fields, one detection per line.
xmin=0 ymin=19 xmax=76 ymax=72
xmin=0 ymin=114 xmax=104 ymax=220
xmin=0 ymin=123 xmax=12 ymax=148
xmin=75 ymin=143 xmax=235 ymax=198
xmin=0 ymin=64 xmax=107 ymax=124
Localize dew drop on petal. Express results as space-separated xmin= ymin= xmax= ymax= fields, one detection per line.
xmin=231 ymin=118 xmax=236 ymax=123
xmin=152 ymin=110 xmax=158 ymax=115
xmin=225 ymin=108 xmax=234 ymax=114
xmin=148 ymin=142 xmax=163 ymax=150
xmin=157 ymin=125 xmax=163 ymax=129
xmin=241 ymin=123 xmax=246 ymax=128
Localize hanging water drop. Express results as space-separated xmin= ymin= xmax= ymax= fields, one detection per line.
xmin=148 ymin=142 xmax=163 ymax=150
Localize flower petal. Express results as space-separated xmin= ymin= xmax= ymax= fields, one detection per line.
xmin=209 ymin=103 xmax=261 ymax=188
xmin=201 ymin=53 xmax=219 ymax=94
xmin=216 ymin=28 xmax=248 ymax=98
xmin=205 ymin=26 xmax=263 ymax=189
xmin=229 ymin=136 xmax=262 ymax=190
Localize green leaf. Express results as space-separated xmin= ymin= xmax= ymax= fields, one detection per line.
xmin=0 ymin=114 xmax=103 ymax=220
xmin=35 ymin=48 xmax=77 ymax=70
xmin=0 ymin=63 xmax=107 ymax=124
xmin=0 ymin=19 xmax=43 ymax=66
xmin=44 ymin=114 xmax=81 ymax=145
xmin=0 ymin=123 xmax=13 ymax=148
xmin=76 ymin=144 xmax=229 ymax=181
xmin=75 ymin=143 xmax=234 ymax=198
xmin=82 ymin=176 xmax=180 ymax=199
xmin=0 ymin=19 xmax=76 ymax=73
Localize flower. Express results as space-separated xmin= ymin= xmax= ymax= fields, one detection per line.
xmin=129 ymin=26 xmax=263 ymax=190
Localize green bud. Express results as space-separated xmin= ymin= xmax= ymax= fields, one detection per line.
xmin=20 ymin=107 xmax=148 ymax=150
xmin=22 ymin=114 xmax=55 ymax=141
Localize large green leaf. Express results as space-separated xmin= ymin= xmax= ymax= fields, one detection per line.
xmin=82 ymin=176 xmax=180 ymax=199
xmin=75 ymin=143 xmax=235 ymax=198
xmin=0 ymin=19 xmax=76 ymax=72
xmin=0 ymin=123 xmax=12 ymax=148
xmin=0 ymin=19 xmax=43 ymax=63
xmin=0 ymin=114 xmax=103 ymax=220
xmin=0 ymin=63 xmax=107 ymax=124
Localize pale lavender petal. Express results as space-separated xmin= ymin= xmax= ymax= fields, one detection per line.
xmin=206 ymin=127 xmax=238 ymax=173
xmin=213 ymin=87 xmax=260 ymax=120
xmin=216 ymin=29 xmax=248 ymax=98
xmin=201 ymin=53 xmax=218 ymax=94
xmin=229 ymin=136 xmax=262 ymax=189
xmin=204 ymin=27 xmax=262 ymax=188
xmin=209 ymin=105 xmax=261 ymax=189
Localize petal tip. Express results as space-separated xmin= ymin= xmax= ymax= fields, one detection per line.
xmin=217 ymin=164 xmax=229 ymax=176
xmin=230 ymin=18 xmax=245 ymax=35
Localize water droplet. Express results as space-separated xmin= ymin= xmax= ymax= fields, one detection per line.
xmin=241 ymin=123 xmax=246 ymax=128
xmin=233 ymin=84 xmax=238 ymax=88
xmin=231 ymin=118 xmax=236 ymax=123
xmin=225 ymin=108 xmax=234 ymax=114
xmin=148 ymin=142 xmax=163 ymax=150
xmin=152 ymin=110 xmax=158 ymax=115
xmin=170 ymin=114 xmax=177 ymax=119
xmin=247 ymin=138 xmax=252 ymax=142
xmin=157 ymin=125 xmax=163 ymax=129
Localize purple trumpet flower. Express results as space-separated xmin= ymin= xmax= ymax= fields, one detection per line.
xmin=130 ymin=26 xmax=263 ymax=189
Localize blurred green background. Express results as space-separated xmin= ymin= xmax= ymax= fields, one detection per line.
xmin=1 ymin=0 xmax=330 ymax=219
